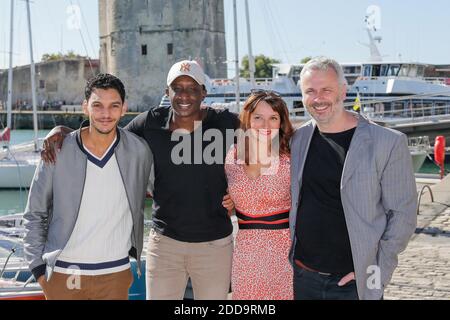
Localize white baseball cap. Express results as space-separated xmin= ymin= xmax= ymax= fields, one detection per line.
xmin=166 ymin=60 xmax=206 ymax=87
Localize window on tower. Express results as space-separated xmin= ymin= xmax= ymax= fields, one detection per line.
xmin=142 ymin=45 xmax=147 ymax=56
xmin=167 ymin=43 xmax=173 ymax=55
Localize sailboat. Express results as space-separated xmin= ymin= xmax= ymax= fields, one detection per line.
xmin=0 ymin=0 xmax=41 ymax=189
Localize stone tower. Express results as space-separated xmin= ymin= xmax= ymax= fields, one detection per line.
xmin=99 ymin=0 xmax=227 ymax=111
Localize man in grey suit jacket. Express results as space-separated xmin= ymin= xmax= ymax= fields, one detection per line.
xmin=289 ymin=57 xmax=417 ymax=300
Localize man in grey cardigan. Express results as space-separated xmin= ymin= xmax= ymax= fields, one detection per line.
xmin=23 ymin=74 xmax=152 ymax=299
xmin=289 ymin=57 xmax=417 ymax=300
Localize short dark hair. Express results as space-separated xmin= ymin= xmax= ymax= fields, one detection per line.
xmin=85 ymin=73 xmax=126 ymax=103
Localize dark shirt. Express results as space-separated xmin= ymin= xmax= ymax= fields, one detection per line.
xmin=294 ymin=126 xmax=356 ymax=274
xmin=126 ymin=106 xmax=239 ymax=242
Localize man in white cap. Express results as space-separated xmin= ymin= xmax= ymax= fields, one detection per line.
xmin=128 ymin=59 xmax=238 ymax=300
xmin=41 ymin=60 xmax=238 ymax=300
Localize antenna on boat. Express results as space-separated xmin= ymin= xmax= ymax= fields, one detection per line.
xmin=359 ymin=5 xmax=383 ymax=62
xmin=364 ymin=29 xmax=382 ymax=62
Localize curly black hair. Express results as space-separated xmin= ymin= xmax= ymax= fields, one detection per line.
xmin=84 ymin=73 xmax=126 ymax=103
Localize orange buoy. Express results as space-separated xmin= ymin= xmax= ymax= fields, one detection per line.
xmin=434 ymin=136 xmax=446 ymax=179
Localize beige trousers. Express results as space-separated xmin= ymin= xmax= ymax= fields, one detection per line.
xmin=146 ymin=229 xmax=233 ymax=300
xmin=41 ymin=268 xmax=133 ymax=300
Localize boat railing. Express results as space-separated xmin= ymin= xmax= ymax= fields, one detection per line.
xmin=288 ymin=97 xmax=450 ymax=125
xmin=210 ymin=79 xmax=235 ymax=86
xmin=355 ymin=76 xmax=450 ymax=86
xmin=210 ymin=77 xmax=274 ymax=86
xmin=357 ymin=104 xmax=450 ymax=122
xmin=417 ymin=185 xmax=435 ymax=215
xmin=408 ymin=136 xmax=430 ymax=151
xmin=253 ymin=78 xmax=275 ymax=85
xmin=423 ymin=77 xmax=450 ymax=86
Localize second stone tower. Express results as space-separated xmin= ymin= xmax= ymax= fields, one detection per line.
xmin=99 ymin=0 xmax=227 ymax=110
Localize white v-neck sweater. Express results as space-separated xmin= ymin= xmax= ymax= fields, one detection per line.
xmin=55 ymin=140 xmax=133 ymax=275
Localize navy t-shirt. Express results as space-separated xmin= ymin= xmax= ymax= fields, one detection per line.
xmin=295 ymin=127 xmax=356 ymax=274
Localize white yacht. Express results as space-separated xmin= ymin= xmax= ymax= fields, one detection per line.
xmin=203 ymin=72 xmax=302 ymax=115
xmin=192 ymin=15 xmax=450 ymax=174
xmin=346 ymin=62 xmax=450 ymax=143
xmin=0 ymin=140 xmax=41 ymax=189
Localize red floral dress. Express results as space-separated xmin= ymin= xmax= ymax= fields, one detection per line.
xmin=225 ymin=146 xmax=293 ymax=300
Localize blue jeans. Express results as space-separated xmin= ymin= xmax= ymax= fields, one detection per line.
xmin=293 ymin=263 xmax=359 ymax=300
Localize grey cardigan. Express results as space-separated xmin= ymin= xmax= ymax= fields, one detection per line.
xmin=289 ymin=114 xmax=417 ymax=300
xmin=23 ymin=127 xmax=152 ymax=280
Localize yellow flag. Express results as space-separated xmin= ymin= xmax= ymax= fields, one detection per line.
xmin=353 ymin=94 xmax=361 ymax=111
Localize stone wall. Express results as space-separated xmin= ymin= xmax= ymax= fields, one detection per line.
xmin=0 ymin=58 xmax=100 ymax=110
xmin=99 ymin=0 xmax=227 ymax=111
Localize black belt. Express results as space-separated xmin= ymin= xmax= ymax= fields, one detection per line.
xmin=236 ymin=209 xmax=290 ymax=230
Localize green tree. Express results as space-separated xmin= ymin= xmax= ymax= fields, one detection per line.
xmin=240 ymin=54 xmax=280 ymax=79
xmin=41 ymin=53 xmax=63 ymax=61
xmin=65 ymin=50 xmax=81 ymax=59
xmin=41 ymin=51 xmax=85 ymax=62
xmin=300 ymin=56 xmax=312 ymax=64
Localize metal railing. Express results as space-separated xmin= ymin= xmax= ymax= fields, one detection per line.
xmin=417 ymin=185 xmax=434 ymax=215
xmin=288 ymin=93 xmax=450 ymax=121
xmin=357 ymin=104 xmax=450 ymax=121
xmin=356 ymin=76 xmax=450 ymax=86
xmin=408 ymin=136 xmax=430 ymax=151
xmin=423 ymin=77 xmax=450 ymax=85
xmin=211 ymin=77 xmax=275 ymax=86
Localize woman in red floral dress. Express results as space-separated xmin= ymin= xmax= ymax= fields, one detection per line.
xmin=225 ymin=90 xmax=295 ymax=300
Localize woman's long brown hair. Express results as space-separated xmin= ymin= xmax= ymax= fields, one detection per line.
xmin=239 ymin=92 xmax=294 ymax=158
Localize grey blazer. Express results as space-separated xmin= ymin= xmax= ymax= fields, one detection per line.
xmin=289 ymin=114 xmax=417 ymax=300
xmin=23 ymin=127 xmax=153 ymax=281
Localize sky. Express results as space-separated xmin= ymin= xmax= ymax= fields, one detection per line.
xmin=1 ymin=0 xmax=450 ymax=77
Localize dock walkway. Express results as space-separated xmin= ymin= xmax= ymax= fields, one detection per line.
xmin=385 ymin=174 xmax=450 ymax=299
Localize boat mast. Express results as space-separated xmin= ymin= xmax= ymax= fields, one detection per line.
xmin=25 ymin=0 xmax=39 ymax=150
xmin=366 ymin=28 xmax=382 ymax=62
xmin=244 ymin=0 xmax=255 ymax=86
xmin=233 ymin=0 xmax=240 ymax=111
xmin=364 ymin=10 xmax=382 ymax=62
xmin=6 ymin=0 xmax=14 ymax=131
